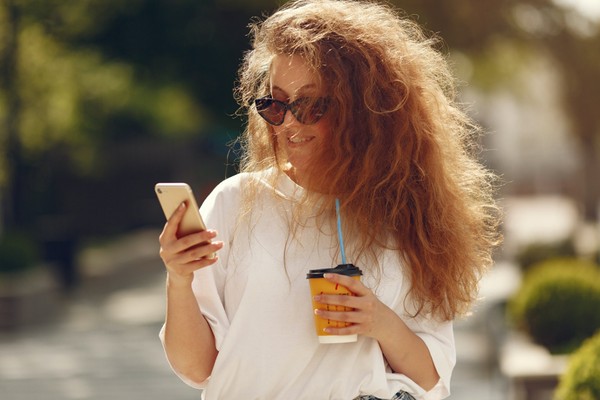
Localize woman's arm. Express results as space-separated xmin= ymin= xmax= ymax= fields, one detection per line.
xmin=159 ymin=202 xmax=224 ymax=384
xmin=163 ymin=275 xmax=218 ymax=384
xmin=367 ymin=303 xmax=440 ymax=390
xmin=313 ymin=273 xmax=440 ymax=390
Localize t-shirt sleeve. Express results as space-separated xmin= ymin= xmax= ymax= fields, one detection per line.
xmin=416 ymin=321 xmax=455 ymax=399
xmin=159 ymin=176 xmax=242 ymax=389
xmin=193 ymin=179 xmax=239 ymax=350
xmin=378 ymin=250 xmax=456 ymax=399
xmin=401 ymin=316 xmax=456 ymax=400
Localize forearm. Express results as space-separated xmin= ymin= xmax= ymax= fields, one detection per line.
xmin=163 ymin=273 xmax=218 ymax=384
xmin=316 ymin=273 xmax=442 ymax=390
xmin=375 ymin=307 xmax=440 ymax=391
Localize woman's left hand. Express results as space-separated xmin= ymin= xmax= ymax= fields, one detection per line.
xmin=312 ymin=273 xmax=394 ymax=340
xmin=315 ymin=273 xmax=440 ymax=389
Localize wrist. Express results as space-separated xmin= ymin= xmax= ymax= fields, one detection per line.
xmin=371 ymin=304 xmax=406 ymax=342
xmin=166 ymin=271 xmax=194 ymax=289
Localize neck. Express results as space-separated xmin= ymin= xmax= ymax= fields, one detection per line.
xmin=284 ymin=164 xmax=306 ymax=187
xmin=284 ymin=164 xmax=335 ymax=196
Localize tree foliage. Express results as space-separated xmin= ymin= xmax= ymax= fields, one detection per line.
xmin=392 ymin=0 xmax=600 ymax=220
xmin=0 ymin=0 xmax=599 ymax=275
xmin=0 ymin=0 xmax=206 ymax=231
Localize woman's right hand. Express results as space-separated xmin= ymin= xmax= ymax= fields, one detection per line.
xmin=159 ymin=202 xmax=224 ymax=286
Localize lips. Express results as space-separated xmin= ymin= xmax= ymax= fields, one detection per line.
xmin=288 ymin=135 xmax=314 ymax=144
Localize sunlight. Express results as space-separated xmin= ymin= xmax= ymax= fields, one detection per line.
xmin=554 ymin=0 xmax=600 ymax=20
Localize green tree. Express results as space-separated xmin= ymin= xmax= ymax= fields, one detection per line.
xmin=392 ymin=0 xmax=600 ymax=222
xmin=2 ymin=0 xmax=599 ymax=264
xmin=0 ymin=0 xmax=204 ymax=234
xmin=543 ymin=14 xmax=600 ymax=222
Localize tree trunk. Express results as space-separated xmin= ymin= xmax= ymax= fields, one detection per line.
xmin=579 ymin=136 xmax=600 ymax=223
xmin=0 ymin=0 xmax=24 ymax=233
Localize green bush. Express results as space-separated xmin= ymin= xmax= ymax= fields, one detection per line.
xmin=0 ymin=232 xmax=39 ymax=275
xmin=515 ymin=239 xmax=576 ymax=272
xmin=555 ymin=331 xmax=600 ymax=400
xmin=508 ymin=258 xmax=600 ymax=354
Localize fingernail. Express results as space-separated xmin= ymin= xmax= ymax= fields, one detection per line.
xmin=179 ymin=202 xmax=187 ymax=209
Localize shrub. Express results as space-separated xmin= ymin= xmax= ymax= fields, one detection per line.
xmin=508 ymin=258 xmax=600 ymax=354
xmin=555 ymin=331 xmax=600 ymax=400
xmin=515 ymin=239 xmax=576 ymax=272
xmin=0 ymin=232 xmax=39 ymax=275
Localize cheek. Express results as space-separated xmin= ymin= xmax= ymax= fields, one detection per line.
xmin=271 ymin=125 xmax=284 ymax=137
xmin=314 ymin=121 xmax=333 ymax=144
xmin=268 ymin=126 xmax=282 ymax=151
xmin=311 ymin=114 xmax=330 ymax=135
xmin=272 ymin=127 xmax=285 ymax=145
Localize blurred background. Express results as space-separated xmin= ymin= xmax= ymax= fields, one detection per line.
xmin=1 ymin=0 xmax=599 ymax=399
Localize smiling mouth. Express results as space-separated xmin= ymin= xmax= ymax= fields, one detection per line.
xmin=288 ymin=135 xmax=314 ymax=144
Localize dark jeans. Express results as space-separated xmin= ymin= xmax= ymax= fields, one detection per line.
xmin=354 ymin=390 xmax=416 ymax=400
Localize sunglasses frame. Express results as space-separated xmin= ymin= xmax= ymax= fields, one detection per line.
xmin=254 ymin=96 xmax=330 ymax=126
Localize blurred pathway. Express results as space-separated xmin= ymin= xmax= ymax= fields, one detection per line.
xmin=450 ymin=260 xmax=520 ymax=399
xmin=0 ymin=229 xmax=515 ymax=399
xmin=0 ymin=230 xmax=199 ymax=400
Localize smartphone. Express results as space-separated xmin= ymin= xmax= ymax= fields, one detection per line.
xmin=155 ymin=182 xmax=215 ymax=259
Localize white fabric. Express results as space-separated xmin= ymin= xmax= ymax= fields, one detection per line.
xmin=160 ymin=169 xmax=455 ymax=400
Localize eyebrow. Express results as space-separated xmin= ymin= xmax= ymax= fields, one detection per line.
xmin=272 ymin=83 xmax=319 ymax=98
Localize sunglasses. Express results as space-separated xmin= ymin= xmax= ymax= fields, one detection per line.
xmin=254 ymin=96 xmax=330 ymax=126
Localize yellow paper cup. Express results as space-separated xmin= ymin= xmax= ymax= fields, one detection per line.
xmin=306 ymin=264 xmax=362 ymax=344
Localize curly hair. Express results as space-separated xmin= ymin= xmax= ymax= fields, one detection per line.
xmin=234 ymin=0 xmax=502 ymax=321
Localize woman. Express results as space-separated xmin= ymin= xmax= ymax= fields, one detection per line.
xmin=158 ymin=0 xmax=501 ymax=399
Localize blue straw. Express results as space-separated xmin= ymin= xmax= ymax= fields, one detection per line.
xmin=335 ymin=198 xmax=347 ymax=264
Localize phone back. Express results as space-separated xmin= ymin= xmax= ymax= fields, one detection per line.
xmin=155 ymin=183 xmax=206 ymax=237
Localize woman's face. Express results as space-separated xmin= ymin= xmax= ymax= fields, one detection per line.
xmin=269 ymin=54 xmax=331 ymax=183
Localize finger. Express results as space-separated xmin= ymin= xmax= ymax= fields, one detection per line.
xmin=314 ymin=308 xmax=374 ymax=337
xmin=323 ymin=324 xmax=360 ymax=336
xmin=315 ymin=308 xmax=362 ymax=324
xmin=183 ymin=240 xmax=224 ymax=263
xmin=323 ymin=273 xmax=370 ymax=296
xmin=313 ymin=308 xmax=362 ymax=336
xmin=169 ymin=255 xmax=220 ymax=277
xmin=160 ymin=202 xmax=188 ymax=242
xmin=170 ymin=230 xmax=218 ymax=254
xmin=161 ymin=238 xmax=222 ymax=268
xmin=314 ymin=292 xmax=358 ymax=308
xmin=182 ymin=254 xmax=220 ymax=271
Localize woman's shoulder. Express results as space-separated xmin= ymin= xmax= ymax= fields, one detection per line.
xmin=203 ymin=168 xmax=277 ymax=203
xmin=200 ymin=169 xmax=281 ymax=225
xmin=211 ymin=169 xmax=273 ymax=193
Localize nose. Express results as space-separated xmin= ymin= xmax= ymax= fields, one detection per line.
xmin=272 ymin=109 xmax=296 ymax=135
xmin=281 ymin=107 xmax=300 ymax=127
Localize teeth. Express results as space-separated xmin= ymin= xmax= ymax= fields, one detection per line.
xmin=289 ymin=136 xmax=312 ymax=143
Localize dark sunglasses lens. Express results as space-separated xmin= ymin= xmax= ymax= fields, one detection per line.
xmin=255 ymin=98 xmax=285 ymax=125
xmin=292 ymin=98 xmax=328 ymax=124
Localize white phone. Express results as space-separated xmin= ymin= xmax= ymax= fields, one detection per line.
xmin=155 ymin=182 xmax=215 ymax=259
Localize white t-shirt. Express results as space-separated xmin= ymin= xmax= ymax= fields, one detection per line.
xmin=160 ymin=169 xmax=455 ymax=400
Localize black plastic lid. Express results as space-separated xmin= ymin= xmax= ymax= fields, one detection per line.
xmin=306 ymin=264 xmax=362 ymax=279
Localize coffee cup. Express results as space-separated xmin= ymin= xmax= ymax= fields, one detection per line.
xmin=306 ymin=264 xmax=362 ymax=344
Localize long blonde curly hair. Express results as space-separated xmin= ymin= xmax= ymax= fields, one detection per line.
xmin=234 ymin=0 xmax=502 ymax=321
